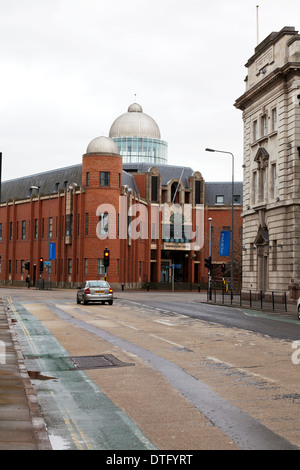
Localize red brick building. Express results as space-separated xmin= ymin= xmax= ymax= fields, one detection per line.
xmin=0 ymin=104 xmax=243 ymax=289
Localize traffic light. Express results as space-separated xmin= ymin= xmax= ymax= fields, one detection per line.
xmin=205 ymin=256 xmax=211 ymax=270
xmin=103 ymin=249 xmax=110 ymax=268
xmin=221 ymin=263 xmax=226 ymax=273
xmin=25 ymin=261 xmax=30 ymax=271
xmin=39 ymin=257 xmax=44 ymax=272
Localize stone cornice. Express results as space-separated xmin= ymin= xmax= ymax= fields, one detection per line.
xmin=234 ymin=62 xmax=300 ymax=111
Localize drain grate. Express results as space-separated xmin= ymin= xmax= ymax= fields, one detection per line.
xmin=70 ymin=354 xmax=134 ymax=370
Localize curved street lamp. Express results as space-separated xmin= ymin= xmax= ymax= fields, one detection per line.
xmin=205 ymin=148 xmax=235 ymax=291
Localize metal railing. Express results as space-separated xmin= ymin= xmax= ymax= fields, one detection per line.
xmin=207 ymin=288 xmax=288 ymax=312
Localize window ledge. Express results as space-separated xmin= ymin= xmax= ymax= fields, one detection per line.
xmin=250 ymin=135 xmax=268 ymax=147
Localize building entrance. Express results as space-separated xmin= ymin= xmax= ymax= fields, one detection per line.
xmin=161 ymin=261 xmax=171 ymax=282
xmin=254 ymin=225 xmax=269 ymax=292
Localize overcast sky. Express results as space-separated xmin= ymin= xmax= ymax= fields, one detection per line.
xmin=1 ymin=0 xmax=300 ymax=183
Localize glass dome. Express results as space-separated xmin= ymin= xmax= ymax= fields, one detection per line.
xmin=109 ymin=103 xmax=168 ymax=164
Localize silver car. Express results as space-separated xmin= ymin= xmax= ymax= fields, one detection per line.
xmin=77 ymin=280 xmax=113 ymax=305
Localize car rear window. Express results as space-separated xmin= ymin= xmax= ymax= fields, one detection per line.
xmin=89 ymin=281 xmax=109 ymax=288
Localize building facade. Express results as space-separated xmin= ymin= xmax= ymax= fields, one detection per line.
xmin=0 ymin=103 xmax=242 ymax=289
xmin=235 ymin=26 xmax=300 ymax=297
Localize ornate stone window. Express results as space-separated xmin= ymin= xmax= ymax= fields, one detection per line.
xmin=253 ymin=147 xmax=269 ymax=205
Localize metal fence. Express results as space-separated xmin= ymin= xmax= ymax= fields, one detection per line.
xmin=207 ymin=288 xmax=288 ymax=312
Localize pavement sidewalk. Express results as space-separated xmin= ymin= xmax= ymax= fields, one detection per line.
xmin=0 ymin=298 xmax=52 ymax=450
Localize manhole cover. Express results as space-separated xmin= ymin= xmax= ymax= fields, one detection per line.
xmin=70 ymin=354 xmax=134 ymax=370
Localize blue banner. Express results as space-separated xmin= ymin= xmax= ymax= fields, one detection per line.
xmin=220 ymin=231 xmax=230 ymax=256
xmin=49 ymin=242 xmax=56 ymax=260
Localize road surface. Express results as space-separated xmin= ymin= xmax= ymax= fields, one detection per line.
xmin=3 ymin=288 xmax=300 ymax=451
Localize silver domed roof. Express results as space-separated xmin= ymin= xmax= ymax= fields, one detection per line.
xmin=86 ymin=136 xmax=120 ymax=154
xmin=109 ymin=103 xmax=161 ymax=139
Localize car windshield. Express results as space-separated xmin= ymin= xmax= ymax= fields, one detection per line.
xmin=88 ymin=281 xmax=109 ymax=288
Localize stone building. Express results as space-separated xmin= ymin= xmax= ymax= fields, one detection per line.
xmin=235 ymin=26 xmax=300 ymax=297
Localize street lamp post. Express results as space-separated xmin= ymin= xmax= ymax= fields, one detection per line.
xmin=205 ymin=148 xmax=235 ymax=291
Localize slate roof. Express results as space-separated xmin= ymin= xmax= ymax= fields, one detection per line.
xmin=204 ymin=181 xmax=243 ymax=205
xmin=123 ymin=162 xmax=195 ymax=188
xmin=0 ymin=164 xmax=138 ymax=202
xmin=0 ymin=163 xmax=242 ymax=206
xmin=1 ymin=164 xmax=82 ymax=202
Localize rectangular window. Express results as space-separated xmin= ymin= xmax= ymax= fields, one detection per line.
xmin=252 ymin=171 xmax=257 ymax=204
xmin=262 ymin=168 xmax=266 ymax=201
xmin=216 ymin=195 xmax=224 ymax=204
xmin=98 ymin=213 xmax=109 ymax=236
xmin=233 ymin=195 xmax=241 ymax=204
xmin=10 ymin=222 xmax=13 ymax=240
xmin=34 ymin=219 xmax=38 ymax=239
xmin=100 ymin=171 xmax=110 ymax=187
xmin=116 ymin=259 xmax=119 ymax=276
xmin=0 ymin=223 xmax=2 ymax=241
xmin=65 ymin=214 xmax=72 ymax=237
xmin=151 ymin=176 xmax=158 ymax=202
xmin=84 ymin=258 xmax=88 ymax=276
xmin=98 ymin=258 xmax=105 ymax=275
xmin=261 ymin=115 xmax=267 ymax=137
xmin=49 ymin=217 xmax=53 ymax=238
xmin=272 ymin=108 xmax=277 ymax=131
xmin=253 ymin=120 xmax=258 ymax=141
xmin=86 ymin=172 xmax=90 ymax=187
xmin=68 ymin=259 xmax=72 ymax=275
xmin=22 ymin=220 xmax=26 ymax=239
xmin=272 ymin=163 xmax=277 ymax=199
xmin=85 ymin=213 xmax=89 ymax=236
xmin=21 ymin=260 xmax=25 ymax=274
xmin=195 ymin=180 xmax=201 ymax=205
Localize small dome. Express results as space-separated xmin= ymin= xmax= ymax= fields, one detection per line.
xmin=86 ymin=136 xmax=120 ymax=155
xmin=109 ymin=103 xmax=161 ymax=139
xmin=128 ymin=103 xmax=143 ymax=112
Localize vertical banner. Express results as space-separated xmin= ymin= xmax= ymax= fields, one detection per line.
xmin=220 ymin=231 xmax=230 ymax=256
xmin=49 ymin=242 xmax=56 ymax=260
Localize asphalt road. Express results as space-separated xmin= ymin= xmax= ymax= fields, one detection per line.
xmin=116 ymin=291 xmax=300 ymax=341
xmin=3 ymin=287 xmax=300 ymax=451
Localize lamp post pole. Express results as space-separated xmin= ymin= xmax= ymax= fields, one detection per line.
xmin=205 ymin=148 xmax=234 ymax=291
